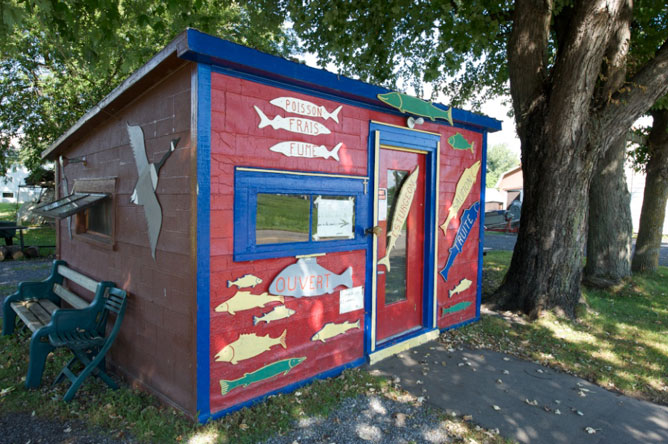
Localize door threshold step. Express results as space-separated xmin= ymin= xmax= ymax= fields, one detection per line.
xmin=368 ymin=329 xmax=439 ymax=365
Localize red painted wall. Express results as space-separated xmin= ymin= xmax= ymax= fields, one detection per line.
xmin=437 ymin=129 xmax=483 ymax=328
xmin=208 ymin=72 xmax=482 ymax=414
xmin=57 ymin=64 xmax=197 ymax=413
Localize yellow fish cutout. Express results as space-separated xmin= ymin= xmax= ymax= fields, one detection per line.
xmin=227 ymin=274 xmax=263 ymax=289
xmin=311 ymin=320 xmax=360 ymax=343
xmin=449 ymin=278 xmax=472 ymax=298
xmin=440 ymin=161 xmax=480 ymax=234
xmin=378 ymin=166 xmax=419 ymax=272
xmin=215 ymin=291 xmax=284 ymax=315
xmin=215 ymin=329 xmax=287 ymax=364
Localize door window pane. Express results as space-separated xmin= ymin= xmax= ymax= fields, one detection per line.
xmin=256 ymin=194 xmax=310 ymax=244
xmin=385 ymin=170 xmax=409 ymax=304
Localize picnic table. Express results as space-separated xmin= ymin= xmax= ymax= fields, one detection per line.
xmin=0 ymin=222 xmax=27 ymax=249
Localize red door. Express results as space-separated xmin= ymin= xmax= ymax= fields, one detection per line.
xmin=376 ymin=148 xmax=425 ymax=342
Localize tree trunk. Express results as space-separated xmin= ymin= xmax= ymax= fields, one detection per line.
xmin=584 ymin=136 xmax=633 ymax=287
xmin=495 ymin=0 xmax=668 ymax=318
xmin=632 ymin=109 xmax=668 ymax=272
xmin=492 ymin=116 xmax=595 ymax=318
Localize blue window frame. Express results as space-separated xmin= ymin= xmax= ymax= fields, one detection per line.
xmin=234 ymin=167 xmax=369 ymax=261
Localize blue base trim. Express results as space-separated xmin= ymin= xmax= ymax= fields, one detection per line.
xmin=195 ymin=63 xmax=212 ymax=422
xmin=441 ymin=316 xmax=480 ymax=333
xmin=199 ymin=357 xmax=367 ymax=424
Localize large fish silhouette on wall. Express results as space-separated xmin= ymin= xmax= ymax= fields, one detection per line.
xmin=127 ymin=123 xmax=179 ymax=260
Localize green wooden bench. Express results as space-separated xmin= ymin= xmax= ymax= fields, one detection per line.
xmin=2 ymin=260 xmax=127 ymax=401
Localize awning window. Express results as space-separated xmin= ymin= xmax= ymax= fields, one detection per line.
xmin=32 ymin=193 xmax=109 ymax=218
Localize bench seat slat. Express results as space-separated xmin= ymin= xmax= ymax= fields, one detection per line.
xmin=29 ymin=301 xmax=53 ymax=326
xmin=39 ymin=299 xmax=60 ymax=316
xmin=53 ymin=284 xmax=89 ymax=310
xmin=10 ymin=301 xmax=44 ymax=332
xmin=57 ymin=266 xmax=98 ymax=293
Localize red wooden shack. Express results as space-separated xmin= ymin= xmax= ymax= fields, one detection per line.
xmin=41 ymin=29 xmax=501 ymax=421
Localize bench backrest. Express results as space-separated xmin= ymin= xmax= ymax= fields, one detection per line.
xmin=52 ymin=262 xmax=119 ymax=334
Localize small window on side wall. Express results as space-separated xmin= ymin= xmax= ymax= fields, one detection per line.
xmin=72 ymin=178 xmax=116 ymax=248
xmin=234 ymin=168 xmax=368 ymax=261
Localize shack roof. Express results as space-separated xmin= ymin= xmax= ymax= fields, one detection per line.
xmin=43 ymin=28 xmax=502 ymax=160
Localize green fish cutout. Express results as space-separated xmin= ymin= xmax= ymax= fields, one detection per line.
xmin=377 ymin=92 xmax=453 ymax=126
xmin=441 ymin=301 xmax=472 ymax=316
xmin=219 ymin=357 xmax=306 ymax=396
xmin=448 ymin=133 xmax=475 ymax=155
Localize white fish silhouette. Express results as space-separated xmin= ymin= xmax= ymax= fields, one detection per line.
xmin=269 ymin=141 xmax=342 ymax=161
xmin=449 ymin=278 xmax=472 ymax=298
xmin=253 ymin=305 xmax=296 ymax=325
xmin=311 ymin=320 xmax=360 ymax=343
xmin=270 ymin=97 xmax=342 ymax=123
xmin=227 ymin=274 xmax=262 ymax=289
xmin=254 ymin=106 xmax=331 ymax=136
xmin=215 ymin=330 xmax=287 ymax=364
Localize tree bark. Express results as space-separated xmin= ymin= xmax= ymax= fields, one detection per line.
xmin=632 ymin=109 xmax=668 ymax=272
xmin=493 ymin=0 xmax=668 ymax=318
xmin=584 ymin=136 xmax=633 ymax=287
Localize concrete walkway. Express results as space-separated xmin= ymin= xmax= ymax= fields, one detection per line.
xmin=370 ymin=341 xmax=668 ymax=443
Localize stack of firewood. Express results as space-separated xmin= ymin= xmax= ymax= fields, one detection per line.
xmin=0 ymin=245 xmax=39 ymax=261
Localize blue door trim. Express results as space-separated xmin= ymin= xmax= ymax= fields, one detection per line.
xmin=365 ymin=122 xmax=441 ymax=356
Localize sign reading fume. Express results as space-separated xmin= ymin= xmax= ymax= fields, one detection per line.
xmin=313 ymin=196 xmax=355 ymax=240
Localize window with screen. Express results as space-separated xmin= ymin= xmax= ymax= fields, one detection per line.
xmin=234 ymin=168 xmax=368 ymax=261
xmin=71 ymin=178 xmax=116 ymax=248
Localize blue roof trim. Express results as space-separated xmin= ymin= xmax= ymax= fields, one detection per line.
xmin=179 ymin=29 xmax=501 ymax=132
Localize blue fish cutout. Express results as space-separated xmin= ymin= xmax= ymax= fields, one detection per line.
xmin=440 ymin=201 xmax=480 ymax=282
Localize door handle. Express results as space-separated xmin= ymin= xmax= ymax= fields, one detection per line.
xmin=365 ymin=226 xmax=383 ymax=236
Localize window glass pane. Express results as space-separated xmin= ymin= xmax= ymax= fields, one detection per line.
xmin=256 ymin=194 xmax=310 ymax=244
xmin=312 ymin=195 xmax=355 ymax=241
xmin=86 ymin=199 xmax=112 ymax=236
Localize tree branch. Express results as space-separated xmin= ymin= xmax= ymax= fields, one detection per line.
xmin=595 ymin=0 xmax=632 ymax=106
xmin=547 ymin=0 xmax=626 ymax=145
xmin=508 ymin=0 xmax=551 ymax=135
xmin=599 ymin=39 xmax=668 ymax=145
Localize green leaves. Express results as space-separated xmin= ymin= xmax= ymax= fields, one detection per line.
xmin=0 ymin=0 xmax=297 ymax=176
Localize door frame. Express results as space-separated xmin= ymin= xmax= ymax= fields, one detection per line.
xmin=365 ymin=121 xmax=442 ymax=356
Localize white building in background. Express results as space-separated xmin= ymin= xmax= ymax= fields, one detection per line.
xmin=0 ymin=164 xmax=46 ymax=203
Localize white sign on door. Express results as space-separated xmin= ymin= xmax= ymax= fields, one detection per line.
xmin=340 ymin=286 xmax=364 ymax=314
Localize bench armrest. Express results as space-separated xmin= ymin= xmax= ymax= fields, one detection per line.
xmin=49 ymin=306 xmax=101 ymax=335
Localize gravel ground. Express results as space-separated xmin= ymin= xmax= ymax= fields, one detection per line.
xmin=0 ymin=412 xmax=134 ymax=444
xmin=0 ymin=259 xmax=52 ymax=298
xmin=262 ymin=395 xmax=454 ymax=444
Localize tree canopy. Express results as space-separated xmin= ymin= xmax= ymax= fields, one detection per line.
xmin=0 ymin=0 xmax=296 ymax=176
xmin=263 ymin=0 xmax=668 ymax=317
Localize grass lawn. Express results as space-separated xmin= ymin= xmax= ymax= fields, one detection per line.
xmin=442 ymin=250 xmax=668 ymax=406
xmin=0 ymin=323 xmax=506 ymax=443
xmin=0 ymin=202 xmax=55 ymax=256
